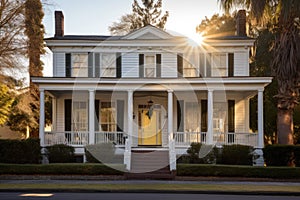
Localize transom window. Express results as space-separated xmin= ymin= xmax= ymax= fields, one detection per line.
xmin=72 ymin=53 xmax=88 ymax=77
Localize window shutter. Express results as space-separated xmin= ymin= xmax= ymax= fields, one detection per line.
xmin=156 ymin=54 xmax=161 ymax=78
xmin=228 ymin=53 xmax=234 ymax=77
xmin=177 ymin=100 xmax=184 ymax=132
xmin=201 ymin=100 xmax=208 ymax=132
xmin=116 ymin=53 xmax=122 ymax=78
xmin=95 ymin=100 xmax=100 ymax=131
xmin=177 ymin=53 xmax=183 ymax=77
xmin=88 ymin=52 xmax=94 ymax=77
xmin=139 ymin=54 xmax=144 ymax=78
xmin=95 ymin=53 xmax=100 ymax=77
xmin=117 ymin=100 xmax=124 ymax=132
xmin=228 ymin=100 xmax=235 ymax=132
xmin=65 ymin=54 xmax=71 ymax=77
xmin=64 ymin=99 xmax=72 ymax=131
xmin=206 ymin=53 xmax=211 ymax=77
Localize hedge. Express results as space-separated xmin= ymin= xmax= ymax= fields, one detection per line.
xmin=263 ymin=145 xmax=300 ymax=166
xmin=0 ymin=164 xmax=125 ymax=175
xmin=46 ymin=144 xmax=75 ymax=163
xmin=177 ymin=164 xmax=300 ymax=179
xmin=0 ymin=139 xmax=41 ymax=164
xmin=218 ymin=145 xmax=253 ymax=165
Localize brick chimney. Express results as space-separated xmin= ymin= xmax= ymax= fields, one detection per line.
xmin=236 ymin=10 xmax=246 ymax=37
xmin=55 ymin=11 xmax=64 ymax=37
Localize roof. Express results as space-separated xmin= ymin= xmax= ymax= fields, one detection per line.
xmin=45 ymin=35 xmax=122 ymax=41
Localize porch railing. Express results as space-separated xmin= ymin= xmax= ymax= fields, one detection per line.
xmin=45 ymin=131 xmax=89 ymax=146
xmin=95 ymin=132 xmax=125 ymax=145
xmin=174 ymin=132 xmax=258 ymax=147
xmin=44 ymin=131 xmax=125 ymax=146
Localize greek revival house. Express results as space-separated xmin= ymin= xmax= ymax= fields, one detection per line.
xmin=32 ymin=10 xmax=272 ymax=174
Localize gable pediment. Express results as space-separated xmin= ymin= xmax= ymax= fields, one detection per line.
xmin=122 ymin=25 xmax=173 ymax=40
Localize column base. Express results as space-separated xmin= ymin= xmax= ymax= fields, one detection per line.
xmin=252 ymin=148 xmax=264 ymax=166
xmin=41 ymin=147 xmax=49 ymax=164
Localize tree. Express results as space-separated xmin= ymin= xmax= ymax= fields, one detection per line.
xmin=109 ymin=0 xmax=169 ymax=35
xmin=0 ymin=84 xmax=14 ymax=125
xmin=0 ymin=0 xmax=26 ymax=73
xmin=219 ymin=0 xmax=300 ymax=145
xmin=25 ymin=0 xmax=45 ymax=137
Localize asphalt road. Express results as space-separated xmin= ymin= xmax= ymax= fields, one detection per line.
xmin=1 ymin=193 xmax=300 ymax=200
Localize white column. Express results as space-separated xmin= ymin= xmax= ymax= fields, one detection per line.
xmin=168 ymin=90 xmax=173 ymax=138
xmin=257 ymin=89 xmax=264 ymax=148
xmin=39 ymin=89 xmax=45 ymax=147
xmin=127 ymin=90 xmax=133 ymax=145
xmin=52 ymin=97 xmax=57 ymax=132
xmin=207 ymin=89 xmax=214 ymax=145
xmin=89 ymin=90 xmax=95 ymax=145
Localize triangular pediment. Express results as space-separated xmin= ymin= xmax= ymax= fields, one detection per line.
xmin=122 ymin=25 xmax=173 ymax=40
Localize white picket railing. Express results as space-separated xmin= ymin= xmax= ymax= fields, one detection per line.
xmin=95 ymin=132 xmax=125 ymax=145
xmin=174 ymin=132 xmax=258 ymax=147
xmin=44 ymin=131 xmax=89 ymax=146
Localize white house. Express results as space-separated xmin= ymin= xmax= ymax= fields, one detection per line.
xmin=32 ymin=10 xmax=272 ymax=174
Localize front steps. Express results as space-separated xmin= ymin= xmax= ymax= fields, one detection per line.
xmin=125 ymin=149 xmax=175 ymax=180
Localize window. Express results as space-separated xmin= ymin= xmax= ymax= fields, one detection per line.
xmin=183 ymin=54 xmax=199 ymax=77
xmin=144 ymin=55 xmax=156 ymax=77
xmin=213 ymin=102 xmax=227 ymax=133
xmin=72 ymin=53 xmax=88 ymax=77
xmin=100 ymin=102 xmax=116 ymax=132
xmin=212 ymin=53 xmax=227 ymax=77
xmin=101 ymin=53 xmax=116 ymax=77
xmin=185 ymin=102 xmax=200 ymax=132
xmin=72 ymin=102 xmax=88 ymax=131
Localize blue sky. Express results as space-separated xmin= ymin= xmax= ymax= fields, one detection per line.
xmin=43 ymin=0 xmax=220 ymax=38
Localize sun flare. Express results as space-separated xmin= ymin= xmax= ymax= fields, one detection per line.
xmin=187 ymin=32 xmax=205 ymax=47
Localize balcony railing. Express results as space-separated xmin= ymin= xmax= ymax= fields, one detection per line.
xmin=44 ymin=131 xmax=125 ymax=146
xmin=174 ymin=132 xmax=258 ymax=147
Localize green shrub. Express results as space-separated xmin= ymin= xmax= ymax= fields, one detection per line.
xmin=263 ymin=145 xmax=295 ymax=166
xmin=177 ymin=164 xmax=300 ymax=179
xmin=217 ymin=145 xmax=253 ymax=165
xmin=294 ymin=145 xmax=300 ymax=167
xmin=0 ymin=164 xmax=125 ymax=175
xmin=0 ymin=139 xmax=41 ymax=164
xmin=46 ymin=144 xmax=75 ymax=163
xmin=185 ymin=143 xmax=216 ymax=164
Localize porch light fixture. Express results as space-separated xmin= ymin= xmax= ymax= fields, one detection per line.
xmin=146 ymin=98 xmax=154 ymax=119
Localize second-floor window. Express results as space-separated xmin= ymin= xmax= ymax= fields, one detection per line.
xmin=71 ymin=53 xmax=88 ymax=77
xmin=100 ymin=53 xmax=116 ymax=77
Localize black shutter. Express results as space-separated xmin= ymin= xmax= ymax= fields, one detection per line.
xmin=156 ymin=54 xmax=161 ymax=78
xmin=65 ymin=53 xmax=71 ymax=77
xmin=116 ymin=53 xmax=122 ymax=78
xmin=95 ymin=100 xmax=100 ymax=131
xmin=177 ymin=53 xmax=183 ymax=77
xmin=206 ymin=53 xmax=211 ymax=77
xmin=88 ymin=52 xmax=94 ymax=77
xmin=228 ymin=100 xmax=235 ymax=132
xmin=139 ymin=54 xmax=144 ymax=78
xmin=95 ymin=53 xmax=100 ymax=77
xmin=117 ymin=100 xmax=124 ymax=132
xmin=199 ymin=53 xmax=205 ymax=77
xmin=228 ymin=53 xmax=234 ymax=77
xmin=177 ymin=100 xmax=184 ymax=132
xmin=201 ymin=100 xmax=208 ymax=132
xmin=64 ymin=99 xmax=72 ymax=131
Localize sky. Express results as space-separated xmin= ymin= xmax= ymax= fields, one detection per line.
xmin=42 ymin=0 xmax=221 ymax=76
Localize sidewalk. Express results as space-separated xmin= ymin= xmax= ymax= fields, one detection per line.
xmin=1 ymin=176 xmax=300 ymax=196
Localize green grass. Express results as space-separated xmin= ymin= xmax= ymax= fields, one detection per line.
xmin=0 ymin=183 xmax=300 ymax=193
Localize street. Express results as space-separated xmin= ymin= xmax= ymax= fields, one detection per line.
xmin=1 ymin=193 xmax=300 ymax=200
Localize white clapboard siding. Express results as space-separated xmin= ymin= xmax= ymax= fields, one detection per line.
xmin=53 ymin=52 xmax=66 ymax=77
xmin=162 ymin=53 xmax=177 ymax=77
xmin=122 ymin=53 xmax=139 ymax=77
xmin=235 ymin=98 xmax=246 ymax=132
xmin=56 ymin=98 xmax=65 ymax=132
xmin=234 ymin=52 xmax=249 ymax=76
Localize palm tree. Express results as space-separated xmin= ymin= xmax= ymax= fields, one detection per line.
xmin=218 ymin=0 xmax=300 ymax=144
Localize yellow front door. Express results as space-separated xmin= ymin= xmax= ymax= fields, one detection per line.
xmin=138 ymin=106 xmax=162 ymax=146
